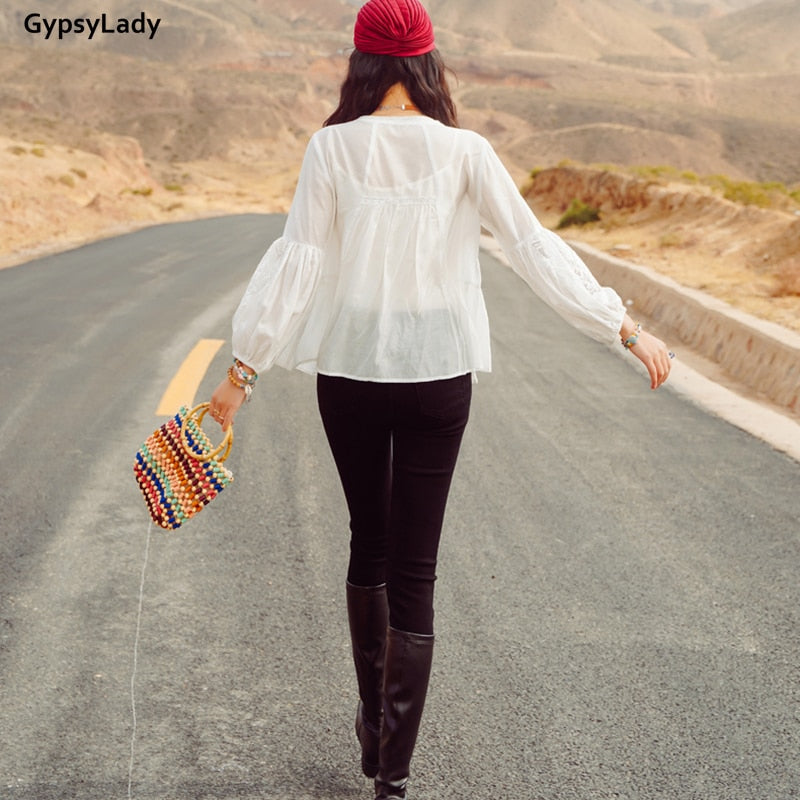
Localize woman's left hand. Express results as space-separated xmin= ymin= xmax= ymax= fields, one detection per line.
xmin=209 ymin=378 xmax=246 ymax=431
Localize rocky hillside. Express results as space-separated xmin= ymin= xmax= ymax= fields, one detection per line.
xmin=525 ymin=166 xmax=800 ymax=333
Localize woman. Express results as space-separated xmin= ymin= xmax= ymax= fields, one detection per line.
xmin=211 ymin=1 xmax=672 ymax=797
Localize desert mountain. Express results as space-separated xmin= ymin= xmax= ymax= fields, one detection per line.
xmin=703 ymin=0 xmax=800 ymax=69
xmin=2 ymin=0 xmax=798 ymax=181
xmin=1 ymin=0 xmax=798 ymax=339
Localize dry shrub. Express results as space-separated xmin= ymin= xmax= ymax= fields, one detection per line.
xmin=557 ymin=198 xmax=600 ymax=229
xmin=659 ymin=231 xmax=682 ymax=248
xmin=772 ymin=257 xmax=800 ymax=297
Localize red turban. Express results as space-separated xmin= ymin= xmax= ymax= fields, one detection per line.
xmin=354 ymin=0 xmax=436 ymax=57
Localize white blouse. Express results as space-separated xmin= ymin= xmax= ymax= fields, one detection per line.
xmin=232 ymin=115 xmax=625 ymax=381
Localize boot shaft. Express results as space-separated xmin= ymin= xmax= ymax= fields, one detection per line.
xmin=346 ymin=582 xmax=389 ymax=778
xmin=346 ymin=581 xmax=389 ymax=723
xmin=376 ymin=627 xmax=435 ymax=794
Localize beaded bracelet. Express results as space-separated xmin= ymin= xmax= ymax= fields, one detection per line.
xmin=227 ymin=365 xmax=254 ymax=402
xmin=233 ymin=358 xmax=258 ymax=386
xmin=622 ymin=322 xmax=641 ymax=349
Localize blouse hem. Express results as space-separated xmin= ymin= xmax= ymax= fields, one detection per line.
xmin=305 ymin=366 xmax=490 ymax=383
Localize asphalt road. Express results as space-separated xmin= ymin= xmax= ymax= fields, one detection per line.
xmin=1 ymin=215 xmax=799 ymax=800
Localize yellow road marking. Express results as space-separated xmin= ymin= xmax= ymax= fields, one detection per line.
xmin=156 ymin=339 xmax=225 ymax=415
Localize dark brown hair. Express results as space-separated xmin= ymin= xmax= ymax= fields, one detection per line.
xmin=324 ymin=49 xmax=458 ymax=128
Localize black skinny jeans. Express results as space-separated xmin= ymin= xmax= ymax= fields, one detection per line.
xmin=317 ymin=374 xmax=471 ymax=636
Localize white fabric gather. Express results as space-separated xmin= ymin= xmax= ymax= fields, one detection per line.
xmin=232 ymin=115 xmax=625 ymax=381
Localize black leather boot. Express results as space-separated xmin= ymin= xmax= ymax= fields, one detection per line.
xmin=374 ymin=627 xmax=435 ymax=800
xmin=346 ymin=582 xmax=389 ymax=778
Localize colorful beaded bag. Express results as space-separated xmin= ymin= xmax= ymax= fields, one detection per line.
xmin=133 ymin=403 xmax=233 ymax=530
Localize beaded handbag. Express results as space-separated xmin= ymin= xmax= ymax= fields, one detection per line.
xmin=133 ymin=403 xmax=233 ymax=530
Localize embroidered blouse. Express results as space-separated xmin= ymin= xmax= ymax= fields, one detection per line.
xmin=232 ymin=115 xmax=625 ymax=381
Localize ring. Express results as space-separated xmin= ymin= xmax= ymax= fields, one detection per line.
xmin=668 ymin=351 xmax=676 ymax=359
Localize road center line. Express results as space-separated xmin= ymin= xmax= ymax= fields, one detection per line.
xmin=155 ymin=338 xmax=225 ymax=415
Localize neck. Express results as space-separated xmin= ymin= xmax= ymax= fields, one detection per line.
xmin=373 ymin=83 xmax=421 ymax=115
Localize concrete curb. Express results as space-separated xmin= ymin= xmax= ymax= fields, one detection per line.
xmin=480 ymin=235 xmax=800 ymax=462
xmin=571 ymin=241 xmax=800 ymax=417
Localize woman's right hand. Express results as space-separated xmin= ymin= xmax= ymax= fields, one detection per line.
xmin=629 ymin=328 xmax=673 ymax=390
xmin=619 ymin=314 xmax=672 ymax=390
xmin=209 ymin=378 xmax=246 ymax=431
